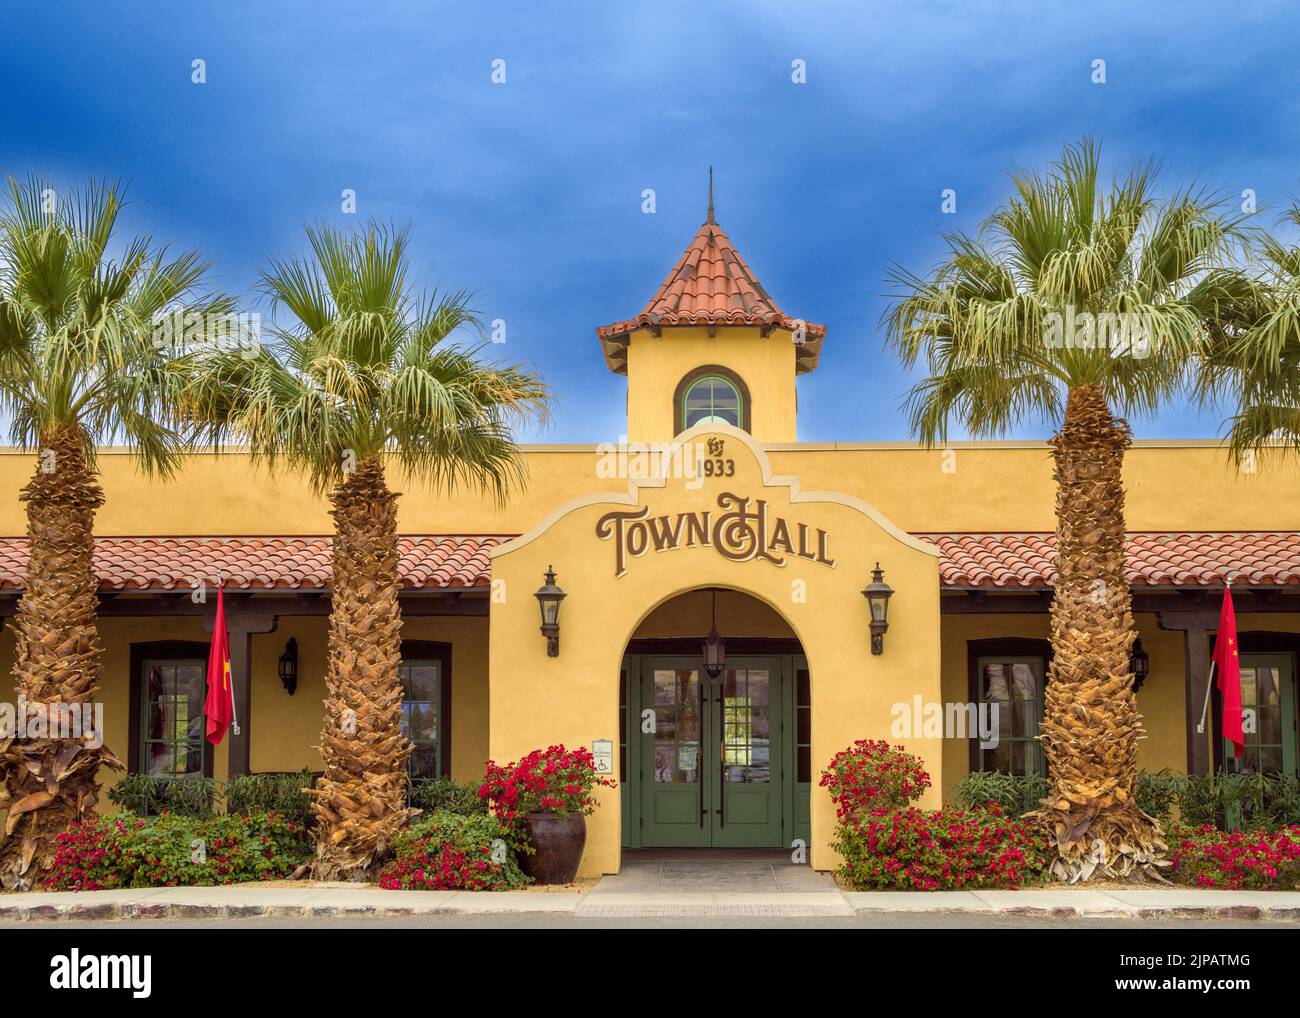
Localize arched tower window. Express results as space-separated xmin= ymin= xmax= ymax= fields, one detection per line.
xmin=674 ymin=366 xmax=751 ymax=434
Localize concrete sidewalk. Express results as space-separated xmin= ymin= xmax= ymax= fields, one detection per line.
xmin=4 ymin=881 xmax=1300 ymax=921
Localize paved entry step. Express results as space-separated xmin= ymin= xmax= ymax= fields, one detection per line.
xmin=577 ymin=901 xmax=853 ymax=917
xmin=577 ymin=854 xmax=852 ymax=917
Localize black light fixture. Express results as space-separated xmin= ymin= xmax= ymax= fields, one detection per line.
xmin=1130 ymin=638 xmax=1150 ymax=693
xmin=861 ymin=563 xmax=894 ymax=656
xmin=278 ymin=637 xmax=298 ymax=695
xmin=534 ymin=566 xmax=566 ymax=657
xmin=702 ymin=588 xmax=726 ymax=680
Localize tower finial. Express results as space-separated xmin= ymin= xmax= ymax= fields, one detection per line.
xmin=706 ymin=165 xmax=715 ymax=224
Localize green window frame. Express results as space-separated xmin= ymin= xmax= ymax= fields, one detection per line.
xmin=1224 ymin=653 xmax=1297 ymax=777
xmin=400 ymin=641 xmax=452 ymax=781
xmin=682 ymin=375 xmax=743 ymax=429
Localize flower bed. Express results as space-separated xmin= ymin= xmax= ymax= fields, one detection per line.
xmin=822 ymin=739 xmax=1048 ymax=891
xmin=835 ymin=803 xmax=1049 ymax=891
xmin=42 ymin=812 xmax=311 ymax=891
xmin=377 ymin=811 xmax=527 ymax=891
xmin=1168 ymin=823 xmax=1300 ymax=889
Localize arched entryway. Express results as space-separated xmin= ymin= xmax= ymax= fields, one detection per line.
xmin=488 ymin=422 xmax=942 ymax=875
xmin=618 ymin=588 xmax=811 ymax=851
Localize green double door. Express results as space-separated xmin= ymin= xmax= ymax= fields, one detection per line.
xmin=631 ymin=656 xmax=786 ymax=848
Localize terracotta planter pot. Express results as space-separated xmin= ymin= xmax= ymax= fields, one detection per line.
xmin=520 ymin=811 xmax=586 ymax=885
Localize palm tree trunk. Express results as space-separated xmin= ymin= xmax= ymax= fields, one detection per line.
xmin=1035 ymin=384 xmax=1165 ymax=881
xmin=0 ymin=423 xmax=122 ymax=890
xmin=308 ymin=455 xmax=414 ymax=879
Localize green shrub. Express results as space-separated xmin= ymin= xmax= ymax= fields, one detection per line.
xmin=107 ymin=774 xmax=217 ymax=819
xmin=1135 ymin=769 xmax=1183 ymax=825
xmin=378 ymin=810 xmax=527 ymax=891
xmin=954 ymin=771 xmax=1049 ymax=819
xmin=955 ymin=769 xmax=1300 ymax=833
xmin=43 ymin=812 xmax=312 ymax=891
xmin=408 ymin=776 xmax=488 ymax=816
xmin=226 ymin=770 xmax=316 ymax=826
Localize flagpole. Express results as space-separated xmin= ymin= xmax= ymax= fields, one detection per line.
xmin=221 ymin=571 xmax=241 ymax=738
xmin=1195 ymin=659 xmax=1216 ymax=735
xmin=1196 ymin=576 xmax=1230 ymax=736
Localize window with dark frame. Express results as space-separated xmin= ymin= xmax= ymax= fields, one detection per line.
xmin=400 ymin=642 xmax=452 ymax=781
xmin=130 ymin=641 xmax=212 ymax=779
xmin=968 ymin=639 xmax=1049 ymax=778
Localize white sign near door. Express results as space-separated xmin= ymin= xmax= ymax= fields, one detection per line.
xmin=592 ymin=738 xmax=613 ymax=774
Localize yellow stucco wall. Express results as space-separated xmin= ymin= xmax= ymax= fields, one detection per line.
xmin=488 ymin=424 xmax=943 ymax=876
xmin=0 ymin=442 xmax=1290 ymax=539
xmin=624 ymin=327 xmax=799 ymax=444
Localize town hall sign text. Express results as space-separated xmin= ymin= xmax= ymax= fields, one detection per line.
xmin=596 ymin=492 xmax=835 ymax=577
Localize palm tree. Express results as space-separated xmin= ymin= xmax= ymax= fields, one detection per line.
xmin=183 ymin=221 xmax=549 ymax=879
xmin=883 ymin=139 xmax=1267 ymax=881
xmin=0 ymin=176 xmax=228 ymax=889
xmin=1209 ymin=205 xmax=1300 ymax=454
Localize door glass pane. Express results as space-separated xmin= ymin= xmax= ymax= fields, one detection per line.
xmin=1236 ymin=665 xmax=1286 ymax=775
xmin=142 ymin=660 xmax=206 ymax=778
xmin=795 ymin=665 xmax=812 ymax=780
xmin=722 ymin=668 xmax=770 ymax=783
xmin=979 ymin=658 xmax=1043 ymax=776
xmin=652 ymin=669 xmax=699 ymax=783
xmin=401 ymin=659 xmax=441 ymax=780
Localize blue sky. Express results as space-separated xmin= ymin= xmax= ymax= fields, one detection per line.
xmin=3 ymin=0 xmax=1298 ymax=442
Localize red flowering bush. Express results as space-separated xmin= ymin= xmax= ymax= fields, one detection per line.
xmin=820 ymin=739 xmax=931 ymax=818
xmin=821 ymin=740 xmax=1048 ymax=891
xmin=43 ymin=812 xmax=311 ymax=891
xmin=1167 ymin=823 xmax=1300 ymax=890
xmin=834 ymin=802 xmax=1049 ymax=891
xmin=378 ymin=811 xmax=527 ymax=891
xmin=478 ymin=745 xmax=616 ymax=827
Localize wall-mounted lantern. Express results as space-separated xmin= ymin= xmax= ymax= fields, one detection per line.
xmin=278 ymin=637 xmax=298 ymax=695
xmin=535 ymin=566 xmax=566 ymax=657
xmin=702 ymin=588 xmax=726 ymax=681
xmin=861 ymin=563 xmax=893 ymax=656
xmin=1130 ymin=638 xmax=1150 ymax=693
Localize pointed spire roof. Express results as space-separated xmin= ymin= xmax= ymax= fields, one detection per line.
xmin=597 ymin=181 xmax=825 ymax=375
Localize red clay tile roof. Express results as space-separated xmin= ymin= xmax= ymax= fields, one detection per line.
xmin=0 ymin=536 xmax=502 ymax=592
xmin=0 ymin=533 xmax=1292 ymax=594
xmin=923 ymin=532 xmax=1300 ymax=589
xmin=597 ymin=215 xmax=825 ymax=375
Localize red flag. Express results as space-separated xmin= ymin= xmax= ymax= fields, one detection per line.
xmin=1213 ymin=586 xmax=1245 ymax=759
xmin=204 ymin=583 xmax=233 ymax=745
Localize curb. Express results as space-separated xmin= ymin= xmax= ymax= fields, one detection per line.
xmin=850 ymin=903 xmax=1300 ymax=921
xmin=0 ymin=901 xmax=568 ymax=922
xmin=3 ymin=900 xmax=1300 ymax=922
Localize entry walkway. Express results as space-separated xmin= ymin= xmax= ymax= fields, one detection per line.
xmin=575 ymin=850 xmax=852 ymax=918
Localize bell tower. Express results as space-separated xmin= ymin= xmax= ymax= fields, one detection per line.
xmin=596 ymin=175 xmax=825 ymax=445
